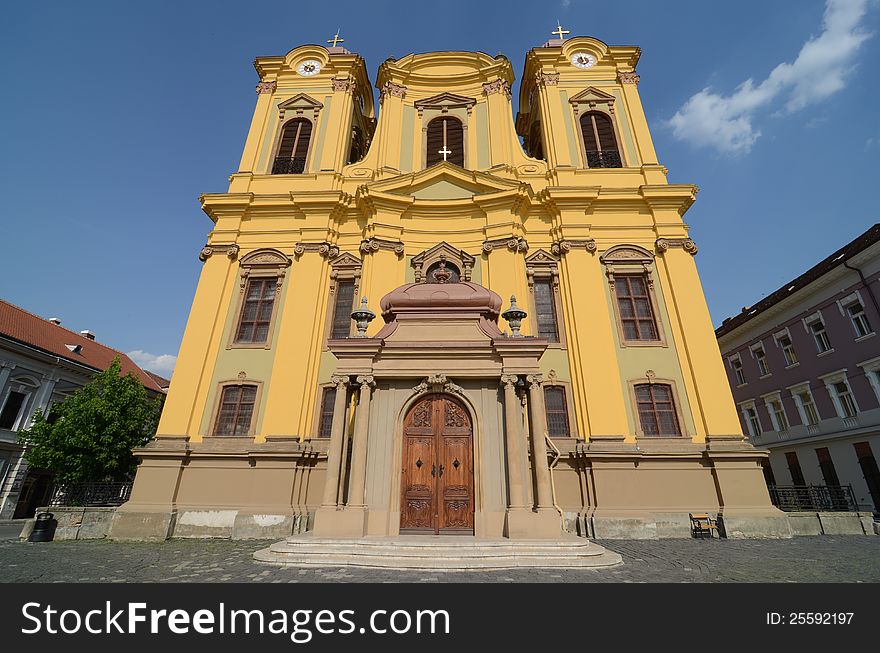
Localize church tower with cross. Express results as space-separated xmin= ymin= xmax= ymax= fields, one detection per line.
xmin=111 ymin=29 xmax=788 ymax=546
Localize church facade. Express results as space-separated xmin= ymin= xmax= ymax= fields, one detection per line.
xmin=111 ymin=34 xmax=787 ymax=541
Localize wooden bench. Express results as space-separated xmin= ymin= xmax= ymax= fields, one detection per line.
xmin=689 ymin=513 xmax=720 ymax=539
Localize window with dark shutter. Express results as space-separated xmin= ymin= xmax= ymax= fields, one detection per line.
xmin=273 ymin=118 xmax=312 ymax=174
xmin=235 ymin=278 xmax=277 ymax=344
xmin=815 ymin=447 xmax=840 ymax=486
xmin=544 ymin=386 xmax=570 ymax=437
xmin=635 ymin=383 xmax=681 ymax=436
xmin=331 ymin=280 xmax=356 ymax=339
xmin=580 ymin=111 xmax=621 ymax=168
xmin=214 ymin=385 xmax=257 ymax=436
xmin=426 ymin=117 xmax=464 ymax=167
xmin=533 ymin=278 xmax=559 ymax=342
xmin=761 ymin=459 xmax=776 ymax=486
xmin=615 ymin=274 xmax=659 ymax=341
xmin=318 ymin=387 xmax=336 ymax=437
xmin=785 ymin=451 xmax=806 ymax=486
xmin=0 ymin=391 xmax=27 ymax=430
xmin=347 ymin=126 xmax=365 ymax=164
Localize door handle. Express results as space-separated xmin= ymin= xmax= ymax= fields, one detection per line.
xmin=431 ymin=464 xmax=436 ymax=477
xmin=438 ymin=464 xmax=444 ymax=477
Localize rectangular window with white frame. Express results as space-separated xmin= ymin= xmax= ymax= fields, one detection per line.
xmin=857 ymin=357 xmax=880 ymax=407
xmin=820 ymin=371 xmax=859 ymax=419
xmin=740 ymin=403 xmax=762 ymax=438
xmin=762 ymin=393 xmax=789 ymax=432
xmin=774 ymin=330 xmax=798 ymax=367
xmin=845 ymin=300 xmax=873 ymax=339
xmin=729 ymin=355 xmax=746 ymax=385
xmin=804 ymin=313 xmax=832 ymax=354
xmin=789 ymin=383 xmax=820 ymax=427
xmin=751 ymin=343 xmax=770 ymax=377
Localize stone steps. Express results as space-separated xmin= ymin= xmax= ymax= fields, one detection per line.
xmin=254 ymin=535 xmax=623 ymax=570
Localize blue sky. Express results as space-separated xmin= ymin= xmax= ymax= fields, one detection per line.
xmin=1 ymin=0 xmax=877 ymax=376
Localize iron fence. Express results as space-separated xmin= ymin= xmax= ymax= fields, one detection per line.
xmin=585 ymin=150 xmax=622 ymax=168
xmin=271 ymin=156 xmax=307 ymax=174
xmin=768 ymin=484 xmax=858 ymax=512
xmin=49 ymin=481 xmax=133 ymax=507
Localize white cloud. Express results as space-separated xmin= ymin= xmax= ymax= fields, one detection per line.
xmin=667 ymin=0 xmax=872 ymax=154
xmin=561 ymin=0 xmax=571 ymax=7
xmin=127 ymin=350 xmax=177 ymax=377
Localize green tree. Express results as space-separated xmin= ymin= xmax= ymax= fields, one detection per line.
xmin=20 ymin=358 xmax=161 ymax=483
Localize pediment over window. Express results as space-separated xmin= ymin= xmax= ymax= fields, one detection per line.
xmin=569 ymin=87 xmax=616 ymax=115
xmin=412 ymin=242 xmax=476 ymax=282
xmin=599 ymin=244 xmax=653 ymax=266
xmin=329 ymin=252 xmax=363 ymax=273
xmin=525 ymin=249 xmax=559 ymax=266
xmin=414 ymin=92 xmax=477 ymax=116
xmin=240 ymin=248 xmax=292 ymax=269
xmin=277 ymin=94 xmax=324 ymax=121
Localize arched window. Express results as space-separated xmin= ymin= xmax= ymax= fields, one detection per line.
xmin=347 ymin=126 xmax=365 ymax=164
xmin=426 ymin=117 xmax=464 ymax=167
xmin=634 ymin=383 xmax=681 ymax=436
xmin=527 ymin=122 xmax=545 ymax=160
xmin=579 ymin=112 xmax=621 ymax=168
xmin=272 ymin=118 xmax=312 ymax=174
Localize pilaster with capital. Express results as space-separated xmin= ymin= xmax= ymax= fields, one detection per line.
xmin=346 ymin=375 xmax=375 ymax=506
xmin=320 ymin=375 xmax=351 ymax=507
xmin=526 ymin=374 xmax=554 ymax=509
xmin=501 ymin=375 xmax=528 ymax=509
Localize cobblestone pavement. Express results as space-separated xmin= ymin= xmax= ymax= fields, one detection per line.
xmin=2 ymin=536 xmax=879 ymax=582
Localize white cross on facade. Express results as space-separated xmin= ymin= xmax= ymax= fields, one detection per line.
xmin=439 ymin=145 xmax=452 ymax=161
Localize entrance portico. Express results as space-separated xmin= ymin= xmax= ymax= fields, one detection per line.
xmin=311 ymin=279 xmax=563 ymax=539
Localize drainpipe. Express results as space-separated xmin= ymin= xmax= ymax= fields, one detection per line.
xmin=843 ymin=259 xmax=880 ymax=322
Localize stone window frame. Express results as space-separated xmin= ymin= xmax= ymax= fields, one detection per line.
xmin=837 ymin=290 xmax=875 ymax=341
xmin=269 ymin=94 xmax=324 ymax=175
xmin=760 ymin=390 xmax=790 ymax=433
xmin=728 ymin=352 xmax=747 ymax=387
xmin=627 ymin=377 xmax=687 ymax=439
xmin=802 ymin=311 xmax=834 ymax=356
xmin=786 ymin=381 xmax=821 ymax=427
xmin=737 ymin=399 xmax=763 ymax=439
xmin=542 ymin=371 xmax=579 ymax=438
xmin=525 ymin=249 xmax=567 ymax=348
xmin=0 ymin=375 xmax=40 ymax=432
xmin=818 ymin=368 xmax=860 ymax=419
xmin=411 ymin=243 xmax=474 ymax=284
xmin=415 ymin=93 xmax=476 ymax=170
xmin=600 ymin=245 xmax=667 ymax=348
xmin=227 ymin=249 xmax=291 ymax=350
xmin=322 ymin=252 xmax=363 ymax=348
xmin=207 ymin=378 xmax=264 ymax=439
xmin=749 ymin=341 xmax=771 ymax=378
xmin=857 ymin=355 xmax=880 ymax=407
xmin=568 ymin=87 xmax=628 ymax=169
xmin=773 ymin=327 xmax=799 ymax=369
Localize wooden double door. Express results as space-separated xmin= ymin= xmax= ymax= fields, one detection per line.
xmin=400 ymin=394 xmax=474 ymax=534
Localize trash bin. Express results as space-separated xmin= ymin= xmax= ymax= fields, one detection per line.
xmin=28 ymin=512 xmax=56 ymax=542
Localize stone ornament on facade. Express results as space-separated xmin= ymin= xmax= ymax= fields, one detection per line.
xmin=501 ymin=295 xmax=528 ymax=337
xmin=535 ymin=71 xmax=559 ymax=87
xmin=411 ymin=242 xmax=475 ymax=283
xmin=199 ymin=243 xmax=240 ymax=262
xmin=293 ymin=242 xmax=340 ymax=258
xmin=359 ymin=238 xmax=405 ymax=256
xmin=255 ymin=80 xmax=277 ymax=94
xmin=379 ymin=81 xmax=407 ymax=103
xmin=525 ymin=373 xmax=543 ymax=388
xmin=482 ymin=79 xmax=512 ymax=100
xmin=330 ymin=374 xmax=349 ymax=389
xmin=355 ymin=374 xmax=376 ymax=389
xmin=331 ymin=77 xmax=357 ymax=94
xmin=617 ymin=71 xmax=641 ymax=85
xmin=412 ymin=373 xmax=464 ymax=396
xmin=482 ymin=237 xmax=528 ymax=254
xmin=655 ymin=238 xmax=698 ymax=255
xmin=350 ymin=297 xmax=376 ymax=337
xmin=277 ymin=93 xmax=323 ymax=122
xmin=550 ymin=239 xmax=597 ymax=255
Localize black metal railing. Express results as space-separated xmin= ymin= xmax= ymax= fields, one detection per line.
xmin=585 ymin=150 xmax=622 ymax=168
xmin=768 ymin=484 xmax=858 ymax=512
xmin=271 ymin=157 xmax=307 ymax=174
xmin=49 ymin=481 xmax=133 ymax=507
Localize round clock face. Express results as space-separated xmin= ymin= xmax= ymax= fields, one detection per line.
xmin=571 ymin=52 xmax=597 ymax=69
xmin=297 ymin=60 xmax=322 ymax=76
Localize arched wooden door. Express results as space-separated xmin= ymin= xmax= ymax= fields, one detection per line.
xmin=400 ymin=394 xmax=474 ymax=534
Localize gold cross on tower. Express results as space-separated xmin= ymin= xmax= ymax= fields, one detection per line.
xmin=327 ymin=30 xmax=345 ymax=48
xmin=552 ymin=21 xmax=570 ymax=41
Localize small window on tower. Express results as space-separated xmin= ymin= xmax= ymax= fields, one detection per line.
xmin=272 ymin=118 xmax=312 ymax=174
xmin=426 ymin=117 xmax=464 ymax=167
xmin=579 ymin=111 xmax=621 ymax=168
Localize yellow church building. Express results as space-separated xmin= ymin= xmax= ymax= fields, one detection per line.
xmin=111 ymin=31 xmax=788 ymax=545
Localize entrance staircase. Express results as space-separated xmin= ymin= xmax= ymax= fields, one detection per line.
xmin=254 ymin=535 xmax=623 ymax=570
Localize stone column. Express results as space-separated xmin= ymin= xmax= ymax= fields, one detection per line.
xmin=319 ymin=375 xmax=350 ymax=508
xmin=346 ymin=375 xmax=375 ymax=507
xmin=501 ymin=375 xmax=527 ymax=509
xmin=526 ymin=374 xmax=554 ymax=509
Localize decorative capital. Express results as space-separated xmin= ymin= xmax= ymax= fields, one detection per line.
xmin=360 ymin=238 xmax=404 ymax=256
xmin=617 ymin=71 xmax=640 ymax=85
xmin=655 ymin=238 xmax=698 ymax=255
xmin=199 ymin=246 xmax=213 ymax=262
xmin=199 ymin=243 xmax=239 ymax=262
xmin=255 ymin=80 xmax=277 ymax=94
xmin=482 ymin=237 xmax=528 ymax=254
xmin=500 ymin=374 xmax=519 ymax=390
xmin=551 ymin=239 xmax=597 ymax=255
xmin=379 ymin=81 xmax=407 ymax=103
xmin=330 ymin=374 xmax=349 ymax=389
xmin=535 ymin=71 xmax=559 ymax=87
xmin=331 ymin=77 xmax=357 ymax=94
xmin=294 ymin=242 xmax=339 ymax=258
xmin=482 ymin=79 xmax=512 ymax=99
xmin=526 ymin=373 xmax=543 ymax=387
xmin=355 ymin=375 xmax=376 ymax=388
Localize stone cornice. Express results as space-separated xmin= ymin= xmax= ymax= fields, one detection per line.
xmin=482 ymin=237 xmax=528 ymax=254
xmin=655 ymin=238 xmax=698 ymax=256
xmin=293 ymin=242 xmax=340 ymax=258
xmin=551 ymin=239 xmax=597 ymax=255
xmin=639 ymin=185 xmax=698 ymax=215
xmin=360 ymin=237 xmax=405 ymax=256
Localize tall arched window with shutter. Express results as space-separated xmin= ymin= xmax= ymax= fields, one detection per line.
xmin=272 ymin=118 xmax=312 ymax=174
xmin=426 ymin=117 xmax=464 ymax=167
xmin=579 ymin=111 xmax=621 ymax=168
